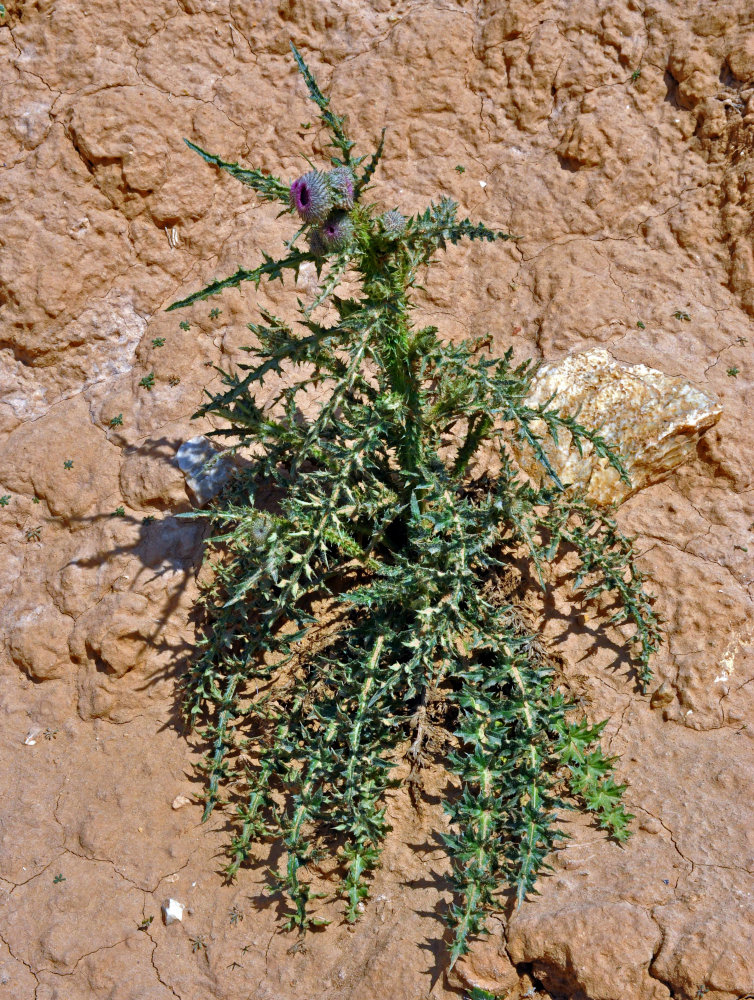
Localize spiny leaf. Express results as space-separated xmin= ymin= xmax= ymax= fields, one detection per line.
xmin=355 ymin=127 xmax=386 ymax=197
xmin=167 ymin=251 xmax=314 ymax=311
xmin=184 ymin=139 xmax=291 ymax=204
xmin=290 ymin=41 xmax=356 ymax=163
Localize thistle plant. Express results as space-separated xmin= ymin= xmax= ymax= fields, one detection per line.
xmin=169 ymin=44 xmax=661 ymax=965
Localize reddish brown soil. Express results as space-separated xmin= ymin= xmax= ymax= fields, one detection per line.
xmin=1 ymin=2 xmax=753 ymax=998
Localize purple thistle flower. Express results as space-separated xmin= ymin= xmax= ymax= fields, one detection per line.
xmin=320 ymin=211 xmax=355 ymax=251
xmin=328 ymin=167 xmax=355 ymax=210
xmin=289 ymin=170 xmax=332 ymax=224
xmin=380 ymin=209 xmax=406 ymax=237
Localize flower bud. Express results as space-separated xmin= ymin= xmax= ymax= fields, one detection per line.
xmin=320 ymin=211 xmax=355 ymax=251
xmin=379 ymin=209 xmax=406 ymax=237
xmin=249 ymin=516 xmax=271 ymax=545
xmin=327 ymin=167 xmax=355 ymax=210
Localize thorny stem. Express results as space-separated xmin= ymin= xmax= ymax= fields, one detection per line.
xmin=360 ymin=262 xmax=424 ymax=477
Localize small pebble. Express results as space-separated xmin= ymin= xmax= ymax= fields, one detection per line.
xmin=162 ymin=898 xmax=185 ymax=925
xmin=172 ymin=794 xmax=192 ymax=810
xmin=639 ymin=817 xmax=662 ymax=835
xmin=650 ymin=682 xmax=674 ymax=709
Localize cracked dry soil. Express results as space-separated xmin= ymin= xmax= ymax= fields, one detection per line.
xmin=1 ymin=1 xmax=754 ymax=998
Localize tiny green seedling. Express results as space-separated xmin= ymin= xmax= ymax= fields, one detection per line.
xmin=152 ymin=337 xmax=166 ymax=348
xmin=25 ymin=526 xmax=42 ymax=542
xmin=0 ymin=5 xmax=6 ymax=18
xmin=53 ymin=873 xmax=66 ymax=884
xmin=636 ymin=320 xmax=645 ymax=329
xmin=300 ymin=122 xmax=312 ymax=129
xmin=63 ymin=459 xmax=73 ymax=469
xmin=32 ymin=496 xmax=40 ymax=504
xmin=138 ymin=915 xmax=154 ymax=932
xmin=43 ymin=728 xmax=58 ymax=740
xmin=168 ymin=374 xmax=181 ymax=386
xmin=734 ymin=544 xmax=748 ymax=552
xmin=179 ymin=321 xmax=191 ymax=331
xmin=229 ymin=905 xmax=243 ymax=926
xmin=143 ymin=514 xmax=156 ymax=525
xmin=0 ymin=495 xmax=10 ymax=507
xmin=631 ymin=68 xmax=641 ymax=82
xmin=112 ymin=506 xmax=126 ymax=517
xmin=139 ymin=372 xmax=155 ymax=390
xmin=455 ymin=164 xmax=466 ymax=173
xmin=190 ymin=936 xmax=206 ymax=953
xmin=727 ymin=367 xmax=740 ymax=378
xmin=737 ymin=336 xmax=747 ymax=346
xmin=109 ymin=414 xmax=123 ymax=427
xmin=673 ymin=310 xmax=691 ymax=321
xmin=209 ymin=308 xmax=221 ymax=319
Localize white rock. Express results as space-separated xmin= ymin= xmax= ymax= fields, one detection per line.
xmin=175 ymin=436 xmax=235 ymax=506
xmin=171 ymin=794 xmax=192 ymax=810
xmin=510 ymin=348 xmax=722 ymax=505
xmin=162 ymin=898 xmax=185 ymax=925
xmin=23 ymin=726 xmax=42 ymax=746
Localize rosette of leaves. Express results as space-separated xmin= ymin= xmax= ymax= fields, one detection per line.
xmin=168 ymin=43 xmax=662 ymax=965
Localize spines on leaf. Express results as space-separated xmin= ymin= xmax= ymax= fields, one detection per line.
xmin=290 ymin=41 xmax=356 ymax=164
xmin=184 ymin=139 xmax=291 ymax=205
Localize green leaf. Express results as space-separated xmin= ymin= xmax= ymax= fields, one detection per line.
xmin=184 ymin=139 xmax=292 ymax=205
xmin=290 ymin=42 xmax=356 ymax=163
xmin=167 ymin=251 xmax=314 ymax=312
xmin=355 ymin=127 xmax=385 ymax=197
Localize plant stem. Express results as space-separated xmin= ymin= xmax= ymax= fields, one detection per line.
xmin=360 ymin=261 xmax=424 ymax=476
